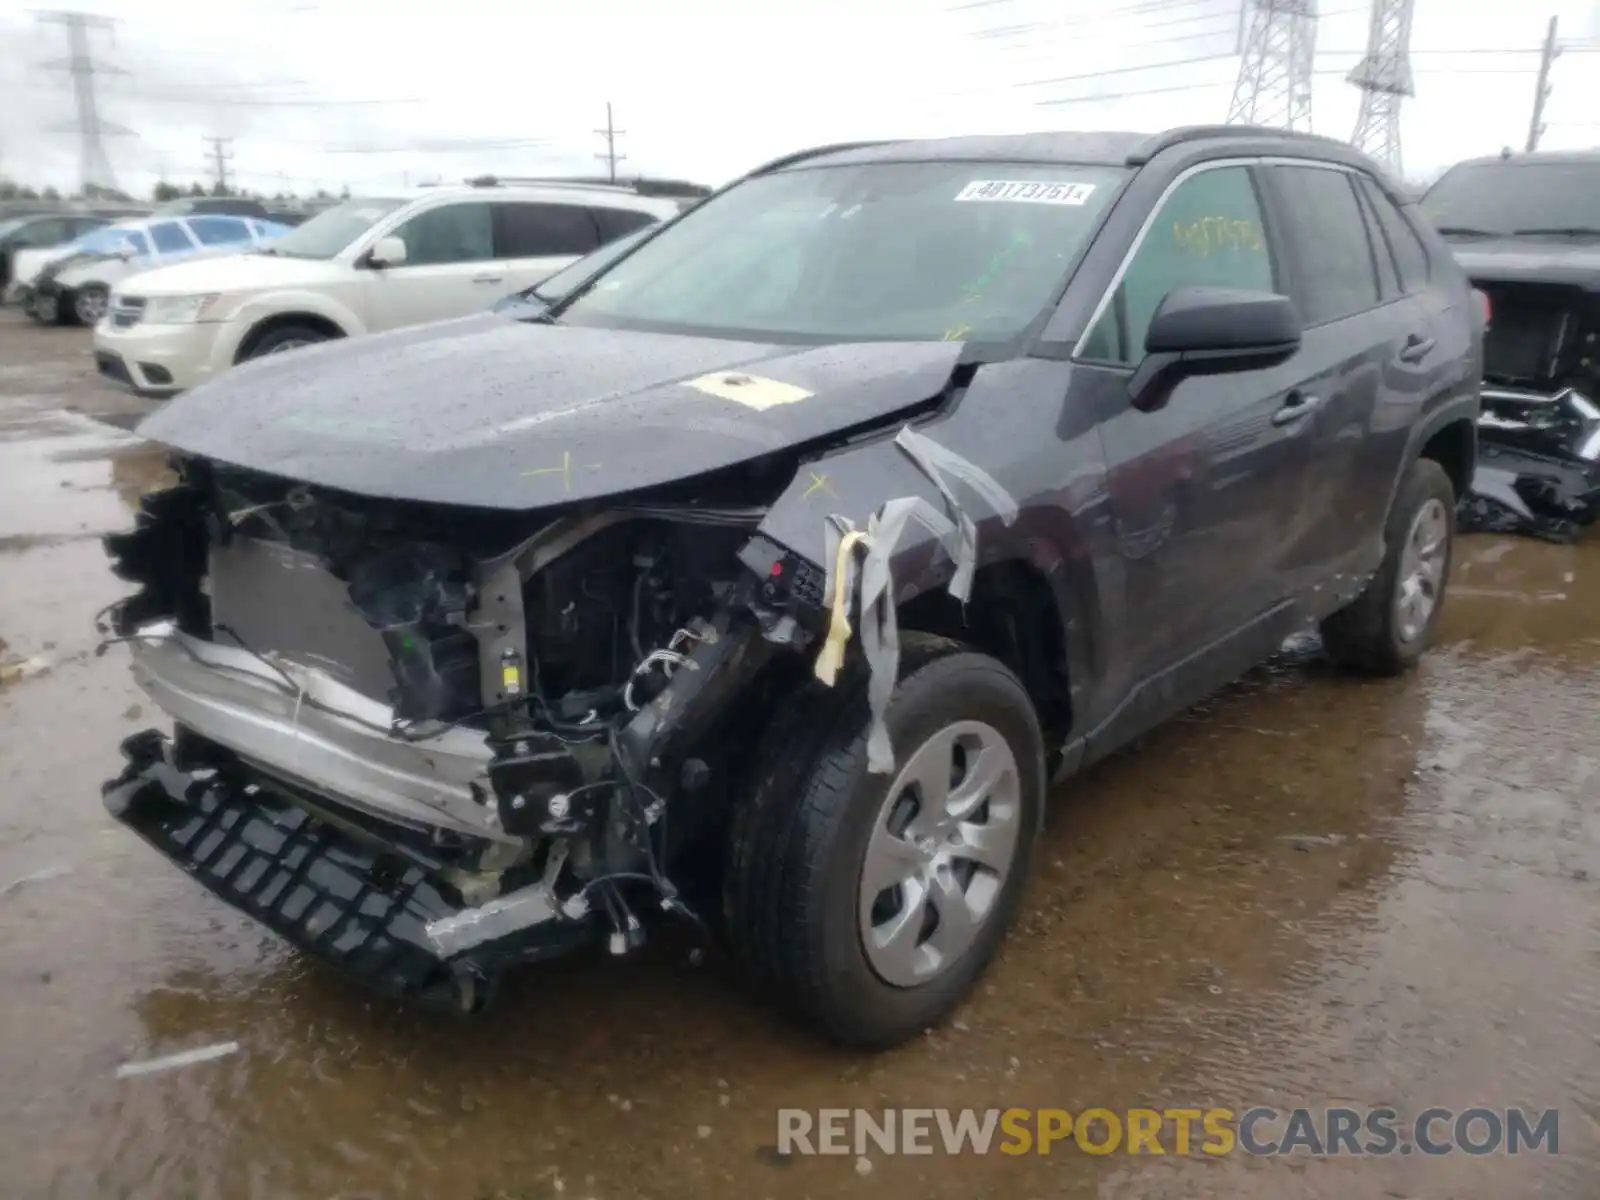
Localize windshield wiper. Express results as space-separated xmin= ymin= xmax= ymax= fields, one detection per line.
xmin=1511 ymin=226 xmax=1600 ymax=238
xmin=1434 ymin=225 xmax=1499 ymax=238
xmin=257 ymin=246 xmax=280 ymax=255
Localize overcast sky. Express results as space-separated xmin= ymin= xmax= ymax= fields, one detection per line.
xmin=2 ymin=0 xmax=1598 ymax=197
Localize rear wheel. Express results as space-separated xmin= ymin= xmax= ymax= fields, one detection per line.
xmin=723 ymin=634 xmax=1045 ymax=1050
xmin=1320 ymin=457 xmax=1455 ymax=675
xmin=241 ymin=324 xmax=329 ymax=360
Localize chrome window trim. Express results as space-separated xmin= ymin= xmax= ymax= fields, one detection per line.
xmin=1070 ymin=154 xmax=1368 ymax=362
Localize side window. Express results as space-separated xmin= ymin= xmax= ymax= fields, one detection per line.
xmin=1269 ymin=166 xmax=1381 ymax=325
xmin=20 ymin=219 xmax=70 ymax=245
xmin=187 ymin=216 xmax=251 ymax=246
xmin=148 ymin=221 xmax=195 ymax=255
xmin=1081 ymin=165 xmax=1275 ymax=365
xmin=121 ymin=230 xmax=153 ymax=258
xmin=494 ymin=203 xmax=600 ymax=258
xmin=73 ymin=218 xmax=108 ymax=237
xmin=391 ymin=202 xmax=495 ymax=266
xmin=1352 ymin=186 xmax=1400 ymax=301
xmin=592 ymin=206 xmax=658 ymax=243
xmin=1358 ymin=177 xmax=1431 ymax=294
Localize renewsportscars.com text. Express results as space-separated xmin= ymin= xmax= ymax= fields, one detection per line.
xmin=777 ymin=1106 xmax=1561 ymax=1157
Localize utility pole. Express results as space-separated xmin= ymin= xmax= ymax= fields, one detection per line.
xmin=1228 ymin=0 xmax=1319 ymax=132
xmin=1526 ymin=15 xmax=1560 ymax=152
xmin=594 ymin=102 xmax=627 ymax=183
xmin=1347 ymin=0 xmax=1417 ymax=175
xmin=204 ymin=136 xmax=235 ymax=194
xmin=35 ymin=9 xmax=132 ymax=193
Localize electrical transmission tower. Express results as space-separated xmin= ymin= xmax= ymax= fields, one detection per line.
xmin=1227 ymin=0 xmax=1319 ymax=132
xmin=1347 ymin=0 xmax=1417 ymax=173
xmin=36 ymin=9 xmax=132 ymax=193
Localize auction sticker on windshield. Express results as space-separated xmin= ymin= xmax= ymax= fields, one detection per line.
xmin=954 ymin=180 xmax=1097 ymax=205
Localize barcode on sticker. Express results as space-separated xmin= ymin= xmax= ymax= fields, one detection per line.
xmin=954 ymin=180 xmax=1096 ymax=206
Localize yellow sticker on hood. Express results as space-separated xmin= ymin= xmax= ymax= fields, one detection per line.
xmin=684 ymin=371 xmax=814 ymax=411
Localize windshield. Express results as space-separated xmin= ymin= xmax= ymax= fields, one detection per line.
xmin=556 ymin=161 xmax=1127 ymax=342
xmin=0 ymin=218 xmax=27 ymax=239
xmin=1421 ymin=161 xmax=1600 ymax=235
xmin=263 ymin=197 xmax=407 ymax=259
xmin=529 ymin=226 xmax=656 ymax=301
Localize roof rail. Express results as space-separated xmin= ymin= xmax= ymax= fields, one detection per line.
xmin=1125 ymin=124 xmax=1359 ymax=166
xmin=743 ymin=140 xmax=905 ymax=178
xmin=462 ymin=174 xmax=643 ymax=193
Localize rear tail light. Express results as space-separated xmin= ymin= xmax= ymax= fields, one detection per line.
xmin=1472 ymin=287 xmax=1492 ymax=329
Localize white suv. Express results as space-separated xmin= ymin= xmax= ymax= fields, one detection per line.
xmin=92 ymin=180 xmax=681 ymax=397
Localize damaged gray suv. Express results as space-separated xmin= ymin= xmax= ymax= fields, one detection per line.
xmin=101 ymin=125 xmax=1480 ymax=1050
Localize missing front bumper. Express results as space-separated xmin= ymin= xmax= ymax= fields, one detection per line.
xmin=102 ymin=730 xmax=590 ymax=1011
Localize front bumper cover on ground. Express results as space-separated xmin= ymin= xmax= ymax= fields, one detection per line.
xmin=101 ymin=730 xmax=589 ymax=1011
xmin=1462 ymin=385 xmax=1600 ymax=542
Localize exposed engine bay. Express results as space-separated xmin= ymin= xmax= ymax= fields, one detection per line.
xmin=99 ymin=456 xmax=829 ymax=1010
xmin=1459 ymin=281 xmax=1600 ymax=542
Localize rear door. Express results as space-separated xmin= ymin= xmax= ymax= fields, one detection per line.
xmin=365 ymin=200 xmax=502 ymax=329
xmin=492 ymin=202 xmax=601 ymax=296
xmin=1257 ymin=163 xmax=1424 ymax=582
xmin=1079 ymin=161 xmax=1316 ymax=686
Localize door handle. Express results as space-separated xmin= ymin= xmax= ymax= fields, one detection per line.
xmin=1271 ymin=390 xmax=1321 ymax=427
xmin=471 ymin=273 xmax=504 ymax=284
xmin=1398 ymin=333 xmax=1435 ymax=364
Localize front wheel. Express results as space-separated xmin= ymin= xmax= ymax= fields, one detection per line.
xmin=241 ymin=324 xmax=329 ymax=360
xmin=1320 ymin=457 xmax=1456 ymax=675
xmin=724 ymin=634 xmax=1045 ymax=1050
xmin=71 ymin=284 xmax=108 ymax=326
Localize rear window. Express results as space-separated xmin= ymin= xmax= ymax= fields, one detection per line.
xmin=592 ymin=206 xmax=658 ymax=242
xmin=186 ymin=215 xmax=253 ymax=246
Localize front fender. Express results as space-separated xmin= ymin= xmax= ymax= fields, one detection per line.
xmin=752 ymin=356 xmax=1113 ymax=761
xmin=215 ymin=289 xmax=366 ymax=367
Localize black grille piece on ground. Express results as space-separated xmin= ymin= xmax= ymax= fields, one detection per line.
xmin=101 ymin=729 xmax=587 ymax=1011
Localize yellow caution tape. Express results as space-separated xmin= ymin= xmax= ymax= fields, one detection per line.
xmin=813 ymin=529 xmax=866 ymax=687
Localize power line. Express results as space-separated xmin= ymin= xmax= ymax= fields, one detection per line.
xmin=1037 ymin=76 xmax=1236 ymax=106
xmin=1023 ymin=50 xmax=1237 ymax=88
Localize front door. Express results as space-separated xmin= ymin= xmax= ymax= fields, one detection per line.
xmin=1079 ymin=162 xmax=1317 ymax=701
xmin=366 ymin=201 xmax=507 ymax=331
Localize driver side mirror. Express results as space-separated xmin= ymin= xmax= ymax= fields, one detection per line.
xmin=366 ymin=235 xmax=407 ymax=268
xmin=1128 ymin=286 xmax=1302 ymax=413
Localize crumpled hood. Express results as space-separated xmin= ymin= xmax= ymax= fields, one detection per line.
xmin=1448 ymin=237 xmax=1600 ymax=287
xmin=136 ymin=314 xmax=966 ymax=509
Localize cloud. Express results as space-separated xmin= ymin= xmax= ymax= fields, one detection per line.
xmin=1 ymin=0 xmax=1596 ymax=197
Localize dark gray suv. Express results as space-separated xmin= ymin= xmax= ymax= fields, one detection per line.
xmin=101 ymin=124 xmax=1480 ymax=1051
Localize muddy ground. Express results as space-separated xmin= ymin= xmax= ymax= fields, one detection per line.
xmin=0 ymin=308 xmax=1596 ymax=1200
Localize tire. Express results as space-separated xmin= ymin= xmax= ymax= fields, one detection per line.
xmin=723 ymin=633 xmax=1046 ymax=1050
xmin=1320 ymin=457 xmax=1455 ymax=676
xmin=30 ymin=290 xmax=61 ymax=325
xmin=71 ymin=284 xmax=108 ymax=327
xmin=241 ymin=324 xmax=330 ymax=360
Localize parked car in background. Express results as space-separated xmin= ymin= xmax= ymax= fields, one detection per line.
xmin=91 ymin=179 xmax=679 ymax=397
xmin=1417 ymin=149 xmax=1600 ymax=540
xmin=20 ymin=214 xmax=289 ymax=326
xmin=102 ymin=126 xmax=1480 ymax=1049
xmin=153 ymin=195 xmax=306 ymax=226
xmin=0 ymin=212 xmax=111 ymax=293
